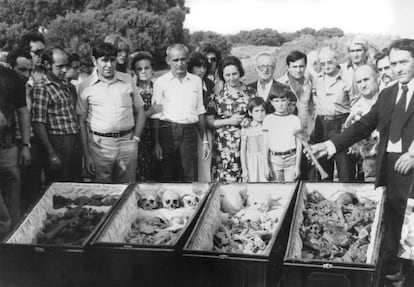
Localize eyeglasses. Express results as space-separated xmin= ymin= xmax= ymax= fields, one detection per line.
xmin=207 ymin=57 xmax=217 ymax=62
xmin=30 ymin=49 xmax=44 ymax=56
xmin=349 ymin=49 xmax=363 ymax=53
xmin=257 ymin=64 xmax=274 ymax=71
xmin=136 ymin=66 xmax=152 ymax=72
xmin=171 ymin=57 xmax=187 ymax=63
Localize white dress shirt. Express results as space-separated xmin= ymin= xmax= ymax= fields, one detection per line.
xmin=256 ymin=79 xmax=273 ymax=102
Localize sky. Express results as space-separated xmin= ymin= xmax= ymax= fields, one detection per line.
xmin=184 ymin=0 xmax=414 ymax=38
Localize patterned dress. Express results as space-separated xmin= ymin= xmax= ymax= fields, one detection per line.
xmin=136 ymin=84 xmax=156 ymax=181
xmin=207 ymin=83 xmax=256 ymax=182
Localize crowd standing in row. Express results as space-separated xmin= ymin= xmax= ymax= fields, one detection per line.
xmin=0 ymin=32 xmax=414 ymax=284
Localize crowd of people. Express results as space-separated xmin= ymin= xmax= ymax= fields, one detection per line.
xmin=1 ymin=31 xmax=414 ymax=284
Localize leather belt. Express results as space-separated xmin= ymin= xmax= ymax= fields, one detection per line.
xmin=270 ymin=148 xmax=296 ymax=156
xmin=89 ymin=128 xmax=132 ymax=138
xmin=317 ymin=114 xmax=349 ymax=121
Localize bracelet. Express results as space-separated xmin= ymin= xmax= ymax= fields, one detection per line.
xmin=133 ymin=136 xmax=141 ymax=143
xmin=203 ymin=141 xmax=209 ymax=144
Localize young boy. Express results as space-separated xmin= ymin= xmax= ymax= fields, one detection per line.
xmin=262 ymin=88 xmax=302 ymax=182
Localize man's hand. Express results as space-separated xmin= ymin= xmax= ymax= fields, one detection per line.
xmin=202 ymin=142 xmax=210 ymax=160
xmin=228 ymin=114 xmax=244 ymax=126
xmin=240 ymin=117 xmax=251 ymax=128
xmin=306 ymin=143 xmax=329 ymax=161
xmin=394 ymin=152 xmax=414 ymax=174
xmin=264 ymin=164 xmax=273 ymax=181
xmin=19 ymin=146 xmax=31 ymax=166
xmin=48 ymin=153 xmax=62 ymax=171
xmin=84 ymin=154 xmax=95 ymax=175
xmin=150 ymin=104 xmax=163 ymax=115
xmin=153 ymin=143 xmax=163 ymax=161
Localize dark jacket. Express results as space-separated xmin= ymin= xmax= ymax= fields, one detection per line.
xmin=248 ymin=79 xmax=290 ymax=114
xmin=330 ymin=82 xmax=414 ymax=188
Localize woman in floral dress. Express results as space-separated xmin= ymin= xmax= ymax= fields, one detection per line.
xmin=207 ymin=56 xmax=256 ymax=182
xmin=131 ymin=52 xmax=162 ymax=181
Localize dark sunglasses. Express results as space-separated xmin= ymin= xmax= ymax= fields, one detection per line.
xmin=208 ymin=57 xmax=217 ymax=62
xmin=30 ymin=49 xmax=44 ymax=56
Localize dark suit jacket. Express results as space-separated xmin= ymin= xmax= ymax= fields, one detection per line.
xmin=330 ymin=82 xmax=414 ymax=187
xmin=248 ymin=79 xmax=290 ymax=114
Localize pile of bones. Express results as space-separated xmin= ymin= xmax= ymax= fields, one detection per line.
xmin=125 ymin=188 xmax=202 ymax=245
xmin=213 ymin=189 xmax=282 ymax=255
xmin=36 ymin=194 xmax=118 ymax=245
xmin=299 ymin=190 xmax=377 ymax=263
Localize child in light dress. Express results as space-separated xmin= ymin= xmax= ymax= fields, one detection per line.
xmin=240 ymin=97 xmax=267 ymax=182
xmin=263 ymin=89 xmax=302 ymax=182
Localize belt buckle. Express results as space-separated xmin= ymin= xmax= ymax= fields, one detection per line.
xmin=114 ymin=131 xmax=122 ymax=138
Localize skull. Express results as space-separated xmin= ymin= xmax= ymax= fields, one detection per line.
xmin=137 ymin=190 xmax=159 ymax=210
xmin=161 ymin=190 xmax=180 ymax=209
xmin=181 ymin=194 xmax=199 ymax=208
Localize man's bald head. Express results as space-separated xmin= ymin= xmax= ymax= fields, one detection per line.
xmin=354 ymin=64 xmax=379 ymax=99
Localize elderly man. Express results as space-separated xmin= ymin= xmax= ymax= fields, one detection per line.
xmin=249 ymin=52 xmax=289 ymax=113
xmin=311 ymin=39 xmax=414 ymax=285
xmin=374 ymin=48 xmax=397 ymax=91
xmin=277 ymin=50 xmax=314 ymax=134
xmin=152 ymin=43 xmax=209 ymax=182
xmin=341 ymin=36 xmax=370 ymax=102
xmin=32 ymin=47 xmax=79 ymax=183
xmin=78 ymin=42 xmax=145 ymax=183
xmin=344 ymin=65 xmax=380 ymax=182
xmin=312 ymin=47 xmax=356 ymax=181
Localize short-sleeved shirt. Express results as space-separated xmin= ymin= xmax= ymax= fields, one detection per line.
xmin=0 ymin=66 xmax=26 ymax=147
xmin=313 ymin=67 xmax=352 ymax=116
xmin=151 ymin=71 xmax=205 ymax=124
xmin=262 ymin=114 xmax=301 ymax=152
xmin=31 ymin=74 xmax=78 ymax=135
xmin=77 ymin=70 xmax=144 ymax=133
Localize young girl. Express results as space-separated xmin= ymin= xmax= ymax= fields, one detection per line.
xmin=240 ymin=97 xmax=267 ymax=182
xmin=263 ymin=89 xmax=302 ymax=182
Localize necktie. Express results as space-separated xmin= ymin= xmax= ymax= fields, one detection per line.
xmin=389 ymin=85 xmax=409 ymax=143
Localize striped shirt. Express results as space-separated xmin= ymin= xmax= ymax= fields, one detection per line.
xmin=31 ymin=74 xmax=78 ymax=135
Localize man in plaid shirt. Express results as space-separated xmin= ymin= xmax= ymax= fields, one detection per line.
xmin=31 ymin=47 xmax=80 ymax=183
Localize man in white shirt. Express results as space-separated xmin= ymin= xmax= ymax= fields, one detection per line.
xmin=152 ymin=43 xmax=209 ymax=182
xmin=248 ymin=52 xmax=289 ymax=114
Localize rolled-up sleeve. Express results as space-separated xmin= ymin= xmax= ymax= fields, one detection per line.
xmin=31 ymin=85 xmax=48 ymax=123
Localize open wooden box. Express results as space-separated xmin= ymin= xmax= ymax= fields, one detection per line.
xmin=0 ymin=182 xmax=129 ymax=287
xmin=183 ymin=182 xmax=298 ymax=287
xmin=87 ymin=182 xmax=212 ymax=287
xmin=283 ymin=181 xmax=385 ymax=287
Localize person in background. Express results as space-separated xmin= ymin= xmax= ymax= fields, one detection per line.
xmin=6 ymin=49 xmax=43 ymax=212
xmin=312 ymin=47 xmax=356 ymax=181
xmin=240 ymin=97 xmax=267 ymax=182
xmin=0 ymin=61 xmax=31 ymax=232
xmin=310 ymin=39 xmax=414 ymax=285
xmin=152 ymin=44 xmax=209 ymax=182
xmin=277 ymin=50 xmax=314 ymax=135
xmin=207 ymin=55 xmax=256 ymax=183
xmin=249 ymin=52 xmax=289 ymax=114
xmin=306 ymin=50 xmax=321 ymax=83
xmin=130 ymin=51 xmax=162 ymax=181
xmin=341 ymin=36 xmax=370 ymax=102
xmin=31 ymin=47 xmax=80 ymax=184
xmin=374 ymin=48 xmax=397 ymax=91
xmin=262 ymin=89 xmax=302 ymax=182
xmin=198 ymin=43 xmax=222 ymax=85
xmin=287 ymin=92 xmax=298 ymax=115
xmin=104 ymin=34 xmax=131 ymax=73
xmin=78 ymin=42 xmax=145 ymax=183
xmin=187 ymin=52 xmax=215 ymax=182
xmin=65 ymin=53 xmax=81 ymax=82
xmin=18 ymin=32 xmax=46 ymax=83
xmin=344 ymin=65 xmax=380 ymax=182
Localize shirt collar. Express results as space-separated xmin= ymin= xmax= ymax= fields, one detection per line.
xmin=166 ymin=70 xmax=192 ymax=81
xmin=90 ymin=69 xmax=126 ymax=86
xmin=399 ymin=78 xmax=414 ymax=91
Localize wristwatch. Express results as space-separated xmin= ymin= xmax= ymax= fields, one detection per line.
xmin=22 ymin=142 xmax=31 ymax=149
xmin=133 ymin=136 xmax=141 ymax=143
